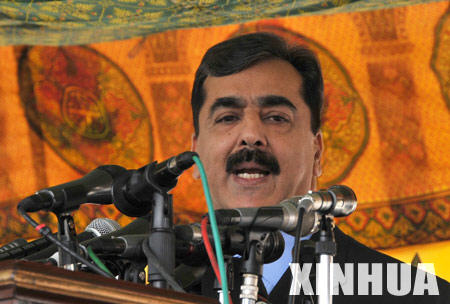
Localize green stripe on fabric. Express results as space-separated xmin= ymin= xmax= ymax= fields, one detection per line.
xmin=0 ymin=0 xmax=444 ymax=46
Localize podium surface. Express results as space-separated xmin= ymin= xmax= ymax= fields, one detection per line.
xmin=0 ymin=260 xmax=216 ymax=304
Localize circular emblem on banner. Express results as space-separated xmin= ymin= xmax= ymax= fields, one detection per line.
xmin=18 ymin=46 xmax=153 ymax=173
xmin=431 ymin=8 xmax=450 ymax=109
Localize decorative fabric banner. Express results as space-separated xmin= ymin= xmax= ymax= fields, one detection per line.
xmin=0 ymin=0 xmax=444 ymax=46
xmin=0 ymin=1 xmax=448 ymax=250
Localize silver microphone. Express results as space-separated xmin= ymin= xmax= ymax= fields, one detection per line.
xmin=85 ymin=218 xmax=121 ymax=237
xmin=214 ymin=185 xmax=357 ymax=235
xmin=48 ymin=218 xmax=121 ymax=266
xmin=281 ymin=185 xmax=357 ymax=217
xmin=25 ymin=218 xmax=121 ymax=262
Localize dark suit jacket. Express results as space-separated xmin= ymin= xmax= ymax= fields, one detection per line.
xmin=267 ymin=227 xmax=450 ymax=304
xmin=198 ymin=228 xmax=450 ymax=304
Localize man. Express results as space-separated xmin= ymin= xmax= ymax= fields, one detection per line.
xmin=188 ymin=32 xmax=448 ymax=303
xmin=191 ymin=33 xmax=322 ymax=211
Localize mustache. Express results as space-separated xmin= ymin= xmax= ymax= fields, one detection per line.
xmin=226 ymin=148 xmax=281 ymax=175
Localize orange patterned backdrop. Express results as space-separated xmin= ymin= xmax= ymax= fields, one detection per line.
xmin=0 ymin=2 xmax=449 ymax=254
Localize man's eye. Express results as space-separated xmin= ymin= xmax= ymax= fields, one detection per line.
xmin=265 ymin=115 xmax=289 ymax=123
xmin=216 ymin=115 xmax=239 ymax=124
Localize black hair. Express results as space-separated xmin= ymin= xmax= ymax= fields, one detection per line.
xmin=191 ymin=32 xmax=324 ymax=136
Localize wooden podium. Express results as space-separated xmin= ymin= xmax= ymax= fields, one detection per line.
xmin=0 ymin=260 xmax=217 ymax=304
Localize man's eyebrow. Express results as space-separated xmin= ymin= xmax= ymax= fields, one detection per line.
xmin=209 ymin=97 xmax=245 ymax=118
xmin=258 ymin=95 xmax=297 ymax=112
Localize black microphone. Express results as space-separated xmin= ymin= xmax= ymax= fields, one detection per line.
xmin=174 ymin=224 xmax=285 ymax=265
xmin=32 ymin=217 xmax=151 ymax=264
xmin=21 ymin=218 xmax=121 ymax=262
xmin=112 ymin=151 xmax=198 ymax=216
xmin=17 ymin=165 xmax=127 ymax=214
xmin=214 ymin=185 xmax=357 ymax=234
xmin=88 ymin=234 xmax=147 ymax=259
xmin=0 ymin=238 xmax=27 ymax=253
xmin=88 ymin=233 xmax=208 ymax=264
xmin=75 ymin=216 xmax=150 ymax=251
xmin=88 ymin=224 xmax=284 ymax=266
xmin=17 ymin=151 xmax=197 ymax=217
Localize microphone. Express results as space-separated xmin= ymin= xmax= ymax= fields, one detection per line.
xmin=73 ymin=216 xmax=150 ymax=253
xmin=88 ymin=234 xmax=147 ymax=259
xmin=214 ymin=185 xmax=357 ymax=234
xmin=21 ymin=218 xmax=121 ymax=262
xmin=285 ymin=185 xmax=357 ymax=217
xmin=87 ymin=233 xmax=209 ymax=264
xmin=34 ymin=217 xmax=151 ymax=264
xmin=214 ymin=205 xmax=319 ymax=236
xmin=17 ymin=151 xmax=198 ymax=217
xmin=17 ymin=165 xmax=127 ymax=214
xmin=84 ymin=218 xmax=121 ymax=237
xmin=174 ymin=224 xmax=285 ymax=265
xmin=87 ymin=224 xmax=284 ymax=266
xmin=112 ymin=151 xmax=198 ymax=216
xmin=0 ymin=238 xmax=27 ymax=253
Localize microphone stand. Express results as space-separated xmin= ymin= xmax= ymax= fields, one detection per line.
xmin=240 ymin=229 xmax=276 ymax=304
xmin=56 ymin=213 xmax=79 ymax=271
xmin=147 ymin=190 xmax=175 ymax=289
xmin=240 ymin=240 xmax=263 ymax=304
xmin=315 ymin=216 xmax=336 ymax=304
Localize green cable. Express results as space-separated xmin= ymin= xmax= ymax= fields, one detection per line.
xmin=192 ymin=155 xmax=230 ymax=304
xmin=87 ymin=246 xmax=114 ymax=277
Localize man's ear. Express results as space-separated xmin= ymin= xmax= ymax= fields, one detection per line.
xmin=313 ymin=131 xmax=323 ymax=178
xmin=191 ymin=133 xmax=201 ymax=179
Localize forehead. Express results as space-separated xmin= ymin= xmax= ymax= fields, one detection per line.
xmin=201 ymin=59 xmax=306 ymax=114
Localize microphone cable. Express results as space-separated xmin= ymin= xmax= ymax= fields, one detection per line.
xmin=201 ymin=217 xmax=234 ymax=304
xmin=17 ymin=206 xmax=114 ymax=279
xmin=200 ymin=217 xmax=221 ymax=282
xmin=86 ymin=246 xmax=113 ymax=276
xmin=193 ymin=155 xmax=230 ymax=304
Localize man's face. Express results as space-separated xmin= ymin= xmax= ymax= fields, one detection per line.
xmin=192 ymin=59 xmax=323 ymax=209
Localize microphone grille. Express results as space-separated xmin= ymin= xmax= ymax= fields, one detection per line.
xmin=85 ymin=218 xmax=121 ymax=237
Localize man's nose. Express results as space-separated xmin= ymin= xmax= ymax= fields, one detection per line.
xmin=238 ymin=117 xmax=268 ymax=148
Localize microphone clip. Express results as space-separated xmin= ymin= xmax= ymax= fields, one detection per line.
xmin=111 ymin=161 xmax=174 ymax=217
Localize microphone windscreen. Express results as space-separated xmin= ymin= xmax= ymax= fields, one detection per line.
xmin=24 ymin=218 xmax=121 ymax=261
xmin=103 ymin=217 xmax=150 ymax=237
xmin=85 ymin=218 xmax=121 ymax=237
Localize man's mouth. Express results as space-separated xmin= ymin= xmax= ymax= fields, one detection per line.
xmin=225 ymin=149 xmax=281 ymax=181
xmin=233 ymin=168 xmax=270 ymax=180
